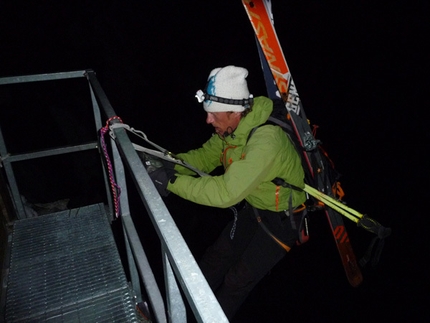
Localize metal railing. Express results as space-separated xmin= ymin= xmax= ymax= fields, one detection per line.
xmin=0 ymin=70 xmax=228 ymax=323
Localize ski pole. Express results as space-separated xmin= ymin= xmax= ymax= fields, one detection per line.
xmin=303 ymin=184 xmax=363 ymax=223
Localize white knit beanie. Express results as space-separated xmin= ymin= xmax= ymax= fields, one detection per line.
xmin=196 ymin=66 xmax=252 ymax=112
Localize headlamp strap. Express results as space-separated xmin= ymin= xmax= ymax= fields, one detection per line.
xmin=195 ymin=90 xmax=253 ymax=109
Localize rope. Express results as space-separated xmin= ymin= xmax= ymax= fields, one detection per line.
xmin=229 ymin=205 xmax=239 ymax=240
xmin=100 ymin=116 xmax=123 ymax=218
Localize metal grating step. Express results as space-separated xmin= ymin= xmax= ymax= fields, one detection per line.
xmin=4 ymin=203 xmax=138 ymax=322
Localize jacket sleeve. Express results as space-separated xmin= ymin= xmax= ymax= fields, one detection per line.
xmin=168 ymin=126 xmax=284 ymax=208
xmin=173 ymin=134 xmax=223 ymax=176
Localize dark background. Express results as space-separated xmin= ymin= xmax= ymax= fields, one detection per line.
xmin=1 ymin=1 xmax=428 ymax=322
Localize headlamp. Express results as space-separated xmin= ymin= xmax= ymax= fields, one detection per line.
xmin=195 ymin=90 xmax=206 ymax=103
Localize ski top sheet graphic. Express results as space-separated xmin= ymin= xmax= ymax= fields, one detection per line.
xmin=242 ymin=0 xmax=363 ymax=287
xmin=242 ymin=0 xmax=300 ymax=116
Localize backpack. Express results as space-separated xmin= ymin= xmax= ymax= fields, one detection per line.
xmin=246 ymin=98 xmax=343 ymax=249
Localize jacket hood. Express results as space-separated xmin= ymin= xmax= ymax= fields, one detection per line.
xmin=228 ymin=96 xmax=273 ymax=142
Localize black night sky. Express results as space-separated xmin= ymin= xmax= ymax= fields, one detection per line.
xmin=0 ymin=1 xmax=428 ymax=322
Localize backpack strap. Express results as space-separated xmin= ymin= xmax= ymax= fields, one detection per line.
xmin=246 ymin=126 xmax=260 ymax=144
xmin=272 ymin=177 xmax=306 ymax=235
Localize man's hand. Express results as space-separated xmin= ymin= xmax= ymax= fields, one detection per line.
xmin=149 ymin=167 xmax=176 ymax=197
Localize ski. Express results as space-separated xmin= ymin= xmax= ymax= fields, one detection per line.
xmin=242 ymin=0 xmax=363 ymax=287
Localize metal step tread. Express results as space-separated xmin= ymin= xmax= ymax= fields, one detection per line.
xmin=4 ymin=203 xmax=138 ymax=322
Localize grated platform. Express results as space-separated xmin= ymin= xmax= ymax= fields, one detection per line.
xmin=4 ymin=203 xmax=138 ymax=322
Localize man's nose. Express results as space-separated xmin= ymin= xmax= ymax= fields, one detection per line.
xmin=206 ymin=113 xmax=214 ymax=124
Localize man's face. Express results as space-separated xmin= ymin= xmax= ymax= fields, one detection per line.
xmin=206 ymin=111 xmax=241 ymax=138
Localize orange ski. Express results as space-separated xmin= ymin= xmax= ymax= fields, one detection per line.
xmin=242 ymin=0 xmax=363 ymax=287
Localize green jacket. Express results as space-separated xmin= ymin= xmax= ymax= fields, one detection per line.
xmin=167 ymin=96 xmax=306 ymax=211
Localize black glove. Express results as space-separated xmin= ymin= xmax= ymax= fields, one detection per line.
xmin=161 ymin=159 xmax=176 ymax=170
xmin=149 ymin=167 xmax=177 ymax=197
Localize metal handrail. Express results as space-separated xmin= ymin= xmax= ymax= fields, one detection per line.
xmin=87 ymin=70 xmax=228 ymax=323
